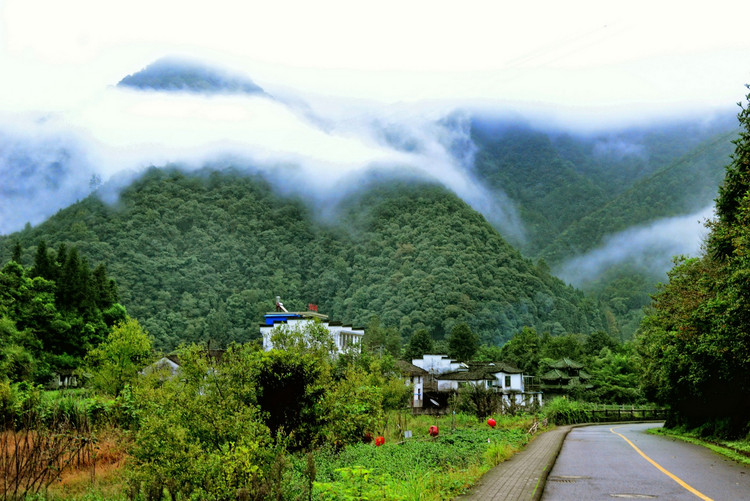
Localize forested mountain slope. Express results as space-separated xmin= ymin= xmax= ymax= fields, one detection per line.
xmin=540 ymin=128 xmax=737 ymax=263
xmin=470 ymin=116 xmax=737 ymax=259
xmin=469 ymin=116 xmax=738 ymax=341
xmin=1 ymin=168 xmax=606 ymax=350
xmin=471 ymin=123 xmax=608 ymax=256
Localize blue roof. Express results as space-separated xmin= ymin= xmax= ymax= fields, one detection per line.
xmin=263 ymin=311 xmax=329 ymax=326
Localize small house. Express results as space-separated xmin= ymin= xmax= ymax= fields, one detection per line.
xmin=395 ymin=360 xmax=429 ymax=408
xmin=410 ymin=355 xmax=543 ymax=410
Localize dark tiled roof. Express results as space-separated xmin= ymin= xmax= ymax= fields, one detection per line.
xmin=437 ymin=360 xmax=525 ymax=381
xmin=548 ymin=358 xmax=584 ymax=370
xmin=163 ymin=349 xmax=225 ymax=366
xmin=395 ymin=360 xmax=429 ymax=376
xmin=438 ymin=370 xmax=490 ymax=381
xmin=541 ymin=368 xmax=569 ymax=381
xmin=466 ymin=361 xmax=522 ymax=374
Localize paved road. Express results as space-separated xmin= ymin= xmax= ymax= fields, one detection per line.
xmin=541 ymin=422 xmax=750 ymax=500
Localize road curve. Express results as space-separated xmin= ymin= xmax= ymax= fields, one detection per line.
xmin=541 ymin=422 xmax=750 ymax=501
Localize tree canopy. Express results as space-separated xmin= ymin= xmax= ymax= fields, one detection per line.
xmin=0 ymin=243 xmax=126 ymax=382
xmin=637 ymin=88 xmax=750 ymax=437
xmin=1 ymin=169 xmax=607 ymax=351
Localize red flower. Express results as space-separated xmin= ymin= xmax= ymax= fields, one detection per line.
xmin=375 ymin=436 xmax=385 ymax=446
xmin=487 ymin=418 xmax=497 ymax=428
xmin=428 ymin=425 xmax=439 ymax=437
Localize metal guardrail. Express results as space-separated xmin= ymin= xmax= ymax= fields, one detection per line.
xmin=585 ymin=408 xmax=668 ymax=421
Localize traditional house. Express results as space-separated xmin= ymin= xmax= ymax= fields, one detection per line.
xmin=409 ymin=355 xmax=543 ymax=410
xmin=144 ymin=354 xmax=182 ymax=377
xmin=45 ymin=369 xmax=80 ymax=389
xmin=540 ymin=357 xmax=592 ymax=395
xmin=411 ymin=354 xmax=466 ymax=377
xmin=395 ymin=360 xmax=429 ymax=408
xmin=435 ymin=361 xmax=542 ymax=407
xmin=142 ymin=350 xmax=225 ymax=378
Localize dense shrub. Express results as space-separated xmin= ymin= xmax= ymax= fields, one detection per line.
xmin=542 ymin=397 xmax=595 ymax=425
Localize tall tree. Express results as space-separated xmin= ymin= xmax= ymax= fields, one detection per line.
xmin=711 ymin=85 xmax=750 ymax=259
xmin=10 ymin=241 xmax=21 ymax=264
xmin=638 ymin=88 xmax=750 ymax=437
xmin=32 ymin=240 xmax=53 ymax=280
xmin=499 ymin=327 xmax=542 ymax=374
xmin=404 ymin=329 xmax=434 ymax=361
xmin=85 ymin=318 xmax=153 ymax=397
xmin=91 ymin=263 xmax=116 ymax=309
xmin=447 ymin=323 xmax=479 ymax=361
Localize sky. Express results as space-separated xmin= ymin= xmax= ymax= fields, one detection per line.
xmin=1 ymin=0 xmax=749 ymax=282
xmin=1 ymin=0 xmax=749 ymax=112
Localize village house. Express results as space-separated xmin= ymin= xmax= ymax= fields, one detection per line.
xmin=259 ymin=298 xmax=364 ymax=354
xmin=45 ymin=369 xmax=79 ymax=389
xmin=434 ymin=361 xmax=542 ymax=407
xmin=409 ymin=355 xmax=543 ymax=411
xmin=395 ymin=360 xmax=429 ymax=408
xmin=143 ymin=350 xmax=225 ymax=377
xmin=411 ymin=354 xmax=466 ymax=377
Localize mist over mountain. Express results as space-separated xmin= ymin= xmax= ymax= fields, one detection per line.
xmin=0 ymin=169 xmax=606 ymax=350
xmin=469 ymin=113 xmax=736 ymax=265
xmin=0 ymin=119 xmax=99 ymax=232
xmin=117 ymin=57 xmax=266 ymax=95
xmin=0 ymin=56 xmax=741 ymax=343
xmin=0 ymin=58 xmax=527 ymax=244
xmin=465 ymin=112 xmax=737 ymax=338
xmin=547 ymin=129 xmax=736 ymax=272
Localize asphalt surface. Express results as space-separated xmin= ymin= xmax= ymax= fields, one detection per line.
xmin=541 ymin=422 xmax=750 ymax=501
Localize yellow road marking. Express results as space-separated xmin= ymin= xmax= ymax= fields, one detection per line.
xmin=609 ymin=427 xmax=713 ymax=501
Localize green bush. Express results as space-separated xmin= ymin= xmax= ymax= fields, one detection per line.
xmin=322 ymin=367 xmax=384 ymax=447
xmin=542 ymin=397 xmax=594 ymax=425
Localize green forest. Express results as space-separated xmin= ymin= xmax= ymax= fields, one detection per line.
xmin=637 ymin=89 xmax=750 ymax=438
xmin=470 ymin=116 xmax=737 ymax=260
xmin=1 ymin=171 xmax=606 ymax=351
xmin=470 ymin=117 xmax=739 ymax=341
xmin=1 ymin=78 xmax=749 ymax=500
xmin=0 ymin=243 xmax=126 ymax=382
xmin=0 ymin=104 xmax=749 ymax=501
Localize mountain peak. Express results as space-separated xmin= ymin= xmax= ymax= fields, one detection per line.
xmin=117 ymin=57 xmax=266 ymax=95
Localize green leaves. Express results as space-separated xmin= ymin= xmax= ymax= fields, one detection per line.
xmin=447 ymin=323 xmax=478 ymax=361
xmin=1 ymin=169 xmax=608 ymax=352
xmin=84 ymin=318 xmax=153 ymax=397
xmin=636 ymin=89 xmax=750 ymax=437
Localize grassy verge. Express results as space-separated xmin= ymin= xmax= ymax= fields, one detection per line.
xmin=17 ymin=412 xmax=544 ymax=500
xmin=648 ymin=427 xmax=750 ymax=466
xmin=285 ymin=413 xmax=542 ymax=500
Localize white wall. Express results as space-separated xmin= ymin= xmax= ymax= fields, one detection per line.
xmin=490 ymin=372 xmax=524 ymax=392
xmin=260 ymin=319 xmax=364 ymax=353
xmin=412 ymin=375 xmax=423 ymax=407
xmin=412 ymin=355 xmax=464 ymax=375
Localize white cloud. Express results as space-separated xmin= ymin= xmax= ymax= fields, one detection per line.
xmin=556 ymin=206 xmax=714 ymax=285
xmin=2 ymin=0 xmax=749 ymax=109
xmin=0 ymin=84 xmax=526 ymax=238
xmin=0 ymin=0 xmax=744 ymax=249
